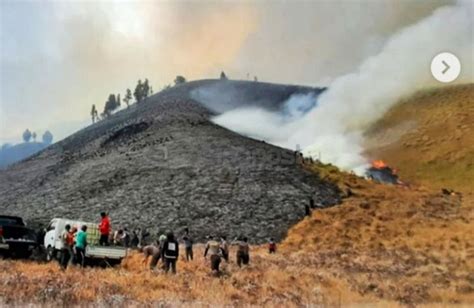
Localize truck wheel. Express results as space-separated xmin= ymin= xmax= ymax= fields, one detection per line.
xmin=45 ymin=246 xmax=55 ymax=262
xmin=15 ymin=249 xmax=32 ymax=259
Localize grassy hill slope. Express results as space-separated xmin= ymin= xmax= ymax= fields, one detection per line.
xmin=284 ymin=163 xmax=473 ymax=305
xmin=364 ymin=83 xmax=474 ymax=192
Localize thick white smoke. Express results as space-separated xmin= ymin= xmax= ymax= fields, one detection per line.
xmin=212 ymin=1 xmax=473 ymax=174
xmin=212 ymin=93 xmax=317 ymax=143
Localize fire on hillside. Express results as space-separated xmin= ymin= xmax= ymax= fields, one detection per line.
xmin=366 ymin=160 xmax=402 ymax=184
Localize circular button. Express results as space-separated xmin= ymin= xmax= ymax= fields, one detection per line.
xmin=431 ymin=52 xmax=461 ymax=83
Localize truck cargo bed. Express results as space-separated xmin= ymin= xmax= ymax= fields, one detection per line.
xmin=86 ymin=246 xmax=127 ymax=259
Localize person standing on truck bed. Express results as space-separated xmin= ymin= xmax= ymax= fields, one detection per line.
xmin=162 ymin=232 xmax=179 ymax=274
xmin=99 ymin=212 xmax=111 ymax=246
xmin=60 ymin=224 xmax=72 ymax=270
xmin=75 ymin=225 xmax=88 ymax=267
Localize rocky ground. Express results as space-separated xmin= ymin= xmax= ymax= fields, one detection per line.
xmin=0 ymin=80 xmax=338 ymax=242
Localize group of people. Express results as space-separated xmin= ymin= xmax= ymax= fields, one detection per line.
xmin=57 ymin=211 xmax=279 ymax=274
xmin=59 ymin=224 xmax=88 ymax=269
xmin=142 ymin=231 xmax=277 ymax=274
xmin=59 ymin=212 xmax=111 ymax=269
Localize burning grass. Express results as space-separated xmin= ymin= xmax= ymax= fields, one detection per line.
xmin=365 ymin=83 xmax=474 ymax=193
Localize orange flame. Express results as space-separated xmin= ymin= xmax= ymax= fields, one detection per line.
xmin=372 ymin=160 xmax=388 ymax=169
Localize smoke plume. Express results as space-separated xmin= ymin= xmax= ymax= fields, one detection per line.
xmin=209 ymin=1 xmax=473 ymax=173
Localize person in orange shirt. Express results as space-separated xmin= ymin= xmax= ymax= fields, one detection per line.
xmin=98 ymin=212 xmax=111 ymax=246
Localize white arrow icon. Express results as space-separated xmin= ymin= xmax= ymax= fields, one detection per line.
xmin=431 ymin=52 xmax=461 ymax=83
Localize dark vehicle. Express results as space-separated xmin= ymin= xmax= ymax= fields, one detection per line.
xmin=0 ymin=215 xmax=37 ymax=258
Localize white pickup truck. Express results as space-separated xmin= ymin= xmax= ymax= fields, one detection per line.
xmin=44 ymin=218 xmax=127 ymax=266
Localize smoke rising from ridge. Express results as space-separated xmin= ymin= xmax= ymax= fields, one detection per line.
xmin=208 ymin=1 xmax=473 ymax=173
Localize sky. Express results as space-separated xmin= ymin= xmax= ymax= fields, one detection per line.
xmin=0 ymin=0 xmax=462 ymax=144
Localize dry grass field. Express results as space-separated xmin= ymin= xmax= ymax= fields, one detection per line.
xmin=1 ymin=85 xmax=473 ymax=306
xmin=1 ymin=164 xmax=472 ymax=307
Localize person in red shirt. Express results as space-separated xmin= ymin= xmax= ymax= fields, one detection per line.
xmin=99 ymin=212 xmax=111 ymax=246
xmin=268 ymin=238 xmax=277 ymax=254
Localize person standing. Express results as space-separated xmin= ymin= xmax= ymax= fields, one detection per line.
xmin=162 ymin=232 xmax=179 ymax=274
xmin=113 ymin=229 xmax=126 ymax=246
xmin=75 ymin=225 xmax=88 ymax=267
xmin=235 ymin=237 xmax=250 ymax=267
xmin=59 ymin=224 xmax=72 ymax=270
xmin=123 ymin=228 xmax=131 ymax=248
xmin=181 ymin=228 xmax=193 ymax=261
xmin=99 ymin=212 xmax=111 ymax=246
xmin=305 ymin=202 xmax=311 ymax=216
xmin=36 ymin=224 xmax=46 ymax=249
xmin=204 ymin=236 xmax=223 ymax=273
xmin=268 ymin=238 xmax=277 ymax=254
xmin=220 ymin=236 xmax=229 ymax=262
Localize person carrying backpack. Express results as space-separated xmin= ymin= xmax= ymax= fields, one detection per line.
xmin=162 ymin=232 xmax=179 ymax=274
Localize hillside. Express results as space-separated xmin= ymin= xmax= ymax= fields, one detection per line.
xmin=284 ymin=163 xmax=473 ymax=305
xmin=364 ymin=83 xmax=474 ymax=192
xmin=279 ymin=85 xmax=474 ymax=304
xmin=0 ymin=142 xmax=48 ymax=169
xmin=1 ymin=162 xmax=471 ymax=306
xmin=0 ymin=84 xmax=473 ymax=306
xmin=0 ymin=79 xmax=337 ymax=242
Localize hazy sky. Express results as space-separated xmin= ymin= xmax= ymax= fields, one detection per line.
xmin=0 ymin=0 xmax=456 ymax=144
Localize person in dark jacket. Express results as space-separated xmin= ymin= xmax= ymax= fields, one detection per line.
xmin=305 ymin=203 xmax=311 ymax=216
xmin=162 ymin=232 xmax=179 ymax=274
